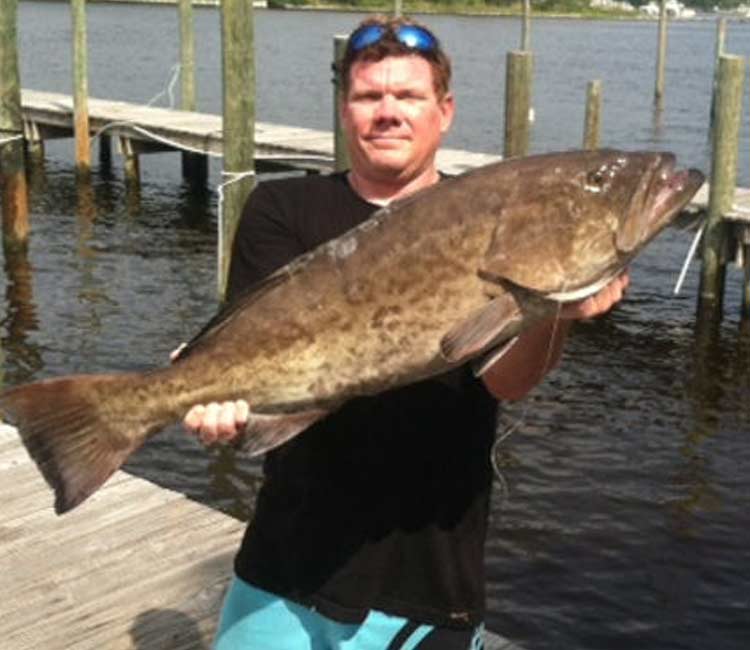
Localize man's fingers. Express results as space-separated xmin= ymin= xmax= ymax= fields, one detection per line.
xmin=560 ymin=270 xmax=630 ymax=320
xmin=184 ymin=400 xmax=250 ymax=445
xmin=234 ymin=400 xmax=250 ymax=427
xmin=199 ymin=402 xmax=222 ymax=445
xmin=184 ymin=404 xmax=206 ymax=431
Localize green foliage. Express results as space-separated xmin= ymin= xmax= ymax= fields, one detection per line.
xmin=283 ymin=0 xmax=750 ymax=12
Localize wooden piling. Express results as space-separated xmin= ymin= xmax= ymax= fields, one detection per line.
xmin=698 ymin=54 xmax=745 ymax=320
xmin=219 ymin=0 xmax=256 ymax=299
xmin=119 ymin=136 xmax=140 ymax=187
xmin=179 ymin=0 xmax=196 ymax=113
xmin=521 ymin=0 xmax=531 ymax=51
xmin=504 ymin=50 xmax=533 ymax=159
xmin=654 ymin=0 xmax=668 ymax=110
xmin=709 ymin=17 xmax=727 ymax=132
xmin=583 ymin=80 xmax=602 ymax=150
xmin=333 ymin=34 xmax=350 ymax=173
xmin=99 ymin=133 xmax=112 ymax=172
xmin=0 ymin=0 xmax=29 ymax=252
xmin=179 ymin=0 xmax=207 ymax=187
xmin=71 ymin=0 xmax=91 ymax=177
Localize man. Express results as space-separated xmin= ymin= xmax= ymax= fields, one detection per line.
xmin=183 ymin=16 xmax=628 ymax=650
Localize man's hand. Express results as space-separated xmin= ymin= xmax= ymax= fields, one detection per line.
xmin=170 ymin=344 xmax=250 ymax=446
xmin=183 ymin=400 xmax=250 ymax=446
xmin=481 ymin=270 xmax=630 ymax=400
xmin=559 ymin=270 xmax=630 ymax=321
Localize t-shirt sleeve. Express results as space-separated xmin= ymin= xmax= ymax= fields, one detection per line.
xmin=225 ymin=183 xmax=303 ymax=304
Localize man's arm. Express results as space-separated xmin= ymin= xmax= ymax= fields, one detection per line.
xmin=480 ymin=271 xmax=630 ymax=401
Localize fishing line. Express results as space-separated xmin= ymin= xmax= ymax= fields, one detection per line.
xmin=673 ymin=222 xmax=705 ymax=295
xmin=145 ymin=63 xmax=181 ymax=108
xmin=490 ymin=299 xmax=565 ymax=506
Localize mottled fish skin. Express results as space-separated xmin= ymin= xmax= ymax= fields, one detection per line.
xmin=0 ymin=149 xmax=704 ymax=513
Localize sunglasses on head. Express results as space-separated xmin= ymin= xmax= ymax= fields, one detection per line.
xmin=347 ymin=24 xmax=439 ymax=54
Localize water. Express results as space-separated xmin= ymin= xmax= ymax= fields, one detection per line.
xmin=5 ymin=4 xmax=750 ymax=649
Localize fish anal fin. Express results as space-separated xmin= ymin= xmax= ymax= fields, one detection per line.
xmin=440 ymin=292 xmax=522 ymax=364
xmin=237 ymin=408 xmax=329 ymax=456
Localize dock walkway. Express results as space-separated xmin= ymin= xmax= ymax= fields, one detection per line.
xmin=0 ymin=424 xmax=519 ymax=649
xmin=20 ymin=89 xmax=502 ymax=176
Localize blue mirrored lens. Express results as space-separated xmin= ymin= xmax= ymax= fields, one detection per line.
xmin=348 ymin=24 xmax=438 ymax=53
xmin=349 ymin=25 xmax=387 ymax=52
xmin=394 ymin=25 xmax=437 ymax=51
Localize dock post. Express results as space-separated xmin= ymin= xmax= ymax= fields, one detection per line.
xmin=0 ymin=0 xmax=29 ymax=252
xmin=654 ymin=0 xmax=668 ymax=111
xmin=504 ymin=50 xmax=533 ymax=159
xmin=23 ymin=121 xmax=44 ymax=166
xmin=709 ymin=18 xmax=727 ymax=133
xmin=219 ymin=0 xmax=256 ymax=299
xmin=119 ymin=137 xmax=140 ymax=187
xmin=179 ymin=0 xmax=207 ymax=188
xmin=521 ymin=0 xmax=531 ymax=51
xmin=71 ymin=0 xmax=91 ymax=178
xmin=698 ymin=54 xmax=745 ymax=321
xmin=333 ymin=34 xmax=350 ymax=173
xmin=583 ymin=80 xmax=602 ymax=150
xmin=99 ymin=134 xmax=112 ymax=173
xmin=654 ymin=0 xmax=668 ymax=110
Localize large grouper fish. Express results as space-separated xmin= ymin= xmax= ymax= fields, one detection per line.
xmin=0 ymin=149 xmax=703 ymax=514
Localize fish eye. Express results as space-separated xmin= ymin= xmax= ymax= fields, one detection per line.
xmin=584 ymin=168 xmax=607 ymax=193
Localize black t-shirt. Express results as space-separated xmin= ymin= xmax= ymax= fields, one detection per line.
xmin=227 ymin=172 xmax=498 ymax=629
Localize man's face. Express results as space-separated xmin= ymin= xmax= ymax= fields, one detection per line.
xmin=340 ymin=55 xmax=454 ymax=181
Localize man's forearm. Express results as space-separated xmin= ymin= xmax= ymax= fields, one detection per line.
xmin=480 ymin=316 xmax=572 ymax=401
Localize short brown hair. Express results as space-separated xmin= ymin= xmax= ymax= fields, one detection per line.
xmin=338 ymin=16 xmax=452 ymax=100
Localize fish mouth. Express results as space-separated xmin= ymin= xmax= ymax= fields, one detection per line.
xmin=645 ymin=154 xmax=705 ymax=234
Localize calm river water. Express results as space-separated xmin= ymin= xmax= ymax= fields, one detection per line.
xmin=4 ymin=3 xmax=750 ymax=649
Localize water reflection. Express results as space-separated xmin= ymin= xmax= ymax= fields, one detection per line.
xmin=1 ymin=243 xmax=42 ymax=384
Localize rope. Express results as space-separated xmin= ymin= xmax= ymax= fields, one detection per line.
xmin=0 ymin=134 xmax=24 ymax=146
xmin=216 ymin=169 xmax=257 ymax=284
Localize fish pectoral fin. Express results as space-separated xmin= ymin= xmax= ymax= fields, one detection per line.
xmin=236 ymin=408 xmax=329 ymax=456
xmin=440 ymin=293 xmax=522 ymax=364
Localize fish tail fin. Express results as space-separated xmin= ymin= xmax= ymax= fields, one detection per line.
xmin=0 ymin=374 xmax=153 ymax=514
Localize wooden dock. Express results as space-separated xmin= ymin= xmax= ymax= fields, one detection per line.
xmin=20 ymin=89 xmax=750 ymax=223
xmin=0 ymin=424 xmax=520 ymax=649
xmin=20 ymin=89 xmax=502 ymax=177
xmin=0 ymin=423 xmax=245 ymax=649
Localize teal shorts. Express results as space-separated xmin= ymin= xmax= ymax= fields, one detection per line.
xmin=214 ymin=577 xmax=484 ymax=650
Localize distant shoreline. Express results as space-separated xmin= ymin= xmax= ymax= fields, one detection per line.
xmin=23 ymin=0 xmax=722 ymax=23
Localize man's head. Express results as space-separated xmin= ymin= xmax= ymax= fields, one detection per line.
xmin=339 ymin=16 xmax=452 ymax=101
xmin=339 ymin=16 xmax=455 ymax=191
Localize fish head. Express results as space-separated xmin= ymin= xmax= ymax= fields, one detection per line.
xmin=480 ymin=149 xmax=705 ymax=298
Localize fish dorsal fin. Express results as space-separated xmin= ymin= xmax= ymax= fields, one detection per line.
xmin=175 ymin=271 xmax=289 ymax=360
xmin=440 ymin=291 xmax=523 ymax=364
